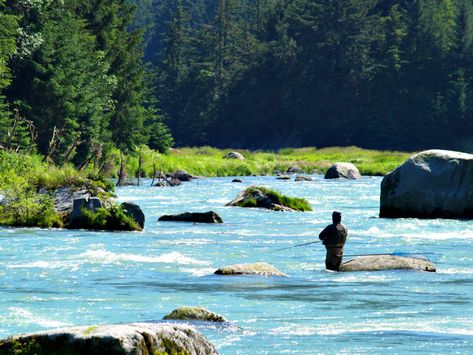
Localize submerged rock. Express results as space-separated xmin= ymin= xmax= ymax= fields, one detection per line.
xmin=295 ymin=175 xmax=313 ymax=182
xmin=121 ymin=202 xmax=145 ymax=230
xmin=324 ymin=163 xmax=361 ymax=179
xmin=276 ymin=175 xmax=291 ymax=180
xmin=380 ymin=149 xmax=473 ymax=219
xmin=339 ymin=255 xmax=436 ymax=272
xmin=163 ymin=307 xmax=227 ymax=322
xmin=0 ymin=323 xmax=218 ymax=355
xmin=214 ymin=262 xmax=287 ymax=277
xmin=224 ymin=151 xmax=245 ymax=160
xmin=159 ymin=211 xmax=223 ymax=223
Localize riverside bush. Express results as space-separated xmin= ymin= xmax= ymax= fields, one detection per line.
xmin=79 ymin=205 xmax=140 ymax=231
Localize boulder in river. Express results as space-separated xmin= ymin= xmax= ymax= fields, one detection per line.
xmin=172 ymin=170 xmax=197 ymax=182
xmin=276 ymin=175 xmax=291 ymax=180
xmin=121 ymin=202 xmax=145 ymax=229
xmin=70 ymin=197 xmax=102 ymax=225
xmin=339 ymin=255 xmax=436 ymax=272
xmin=226 ymin=186 xmax=312 ymax=212
xmin=324 ymin=163 xmax=361 ymax=179
xmin=163 ymin=307 xmax=227 ymax=322
xmin=232 ymin=178 xmax=243 ymax=183
xmin=54 ymin=187 xmax=95 ymax=214
xmin=224 ymin=151 xmax=245 ymax=160
xmin=214 ymin=262 xmax=287 ymax=277
xmin=380 ymin=149 xmax=473 ymax=219
xmin=0 ymin=323 xmax=218 ymax=355
xmin=159 ymin=211 xmax=223 ymax=223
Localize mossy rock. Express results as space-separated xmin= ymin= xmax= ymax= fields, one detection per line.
xmin=0 ymin=323 xmax=218 ymax=355
xmin=163 ymin=307 xmax=227 ymax=322
xmin=226 ymin=186 xmax=312 ymax=212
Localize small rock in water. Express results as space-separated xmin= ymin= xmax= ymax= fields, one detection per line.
xmin=163 ymin=307 xmax=227 ymax=322
xmin=159 ymin=211 xmax=223 ymax=223
xmin=214 ymin=262 xmax=287 ymax=277
xmin=324 ymin=162 xmax=361 ymax=179
xmin=232 ymin=178 xmax=243 ymax=183
xmin=276 ymin=175 xmax=291 ymax=180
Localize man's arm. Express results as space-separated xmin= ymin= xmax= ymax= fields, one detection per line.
xmin=319 ymin=226 xmax=330 ymax=241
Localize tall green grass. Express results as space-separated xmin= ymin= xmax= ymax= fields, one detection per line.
xmin=119 ymin=146 xmax=412 ymax=178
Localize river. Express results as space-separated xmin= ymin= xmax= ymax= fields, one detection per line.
xmin=1 ymin=176 xmax=473 ymax=353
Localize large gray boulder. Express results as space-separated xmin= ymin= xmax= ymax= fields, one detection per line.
xmin=214 ymin=262 xmax=287 ymax=277
xmin=324 ymin=163 xmax=361 ymax=179
xmin=0 ymin=323 xmax=218 ymax=355
xmin=70 ymin=197 xmax=102 ymax=225
xmin=163 ymin=307 xmax=227 ymax=322
xmin=121 ymin=202 xmax=145 ymax=229
xmin=224 ymin=151 xmax=245 ymax=160
xmin=339 ymin=255 xmax=436 ymax=272
xmin=380 ymin=150 xmax=473 ymax=219
xmin=159 ymin=211 xmax=223 ymax=224
xmin=54 ymin=187 xmax=94 ymax=213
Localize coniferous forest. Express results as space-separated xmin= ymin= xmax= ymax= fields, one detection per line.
xmin=2 ymin=0 xmax=473 ymax=164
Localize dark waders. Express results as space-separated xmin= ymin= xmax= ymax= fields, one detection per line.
xmin=325 ymin=247 xmax=343 ymax=271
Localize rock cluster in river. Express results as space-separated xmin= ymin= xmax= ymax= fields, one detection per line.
xmin=159 ymin=211 xmax=223 ymax=224
xmin=324 ymin=162 xmax=361 ymax=179
xmin=215 ymin=262 xmax=287 ymax=277
xmin=339 ymin=255 xmax=436 ymax=272
xmin=226 ymin=187 xmax=301 ymax=212
xmin=163 ymin=307 xmax=227 ymax=322
xmin=380 ymin=149 xmax=473 ymax=219
xmin=0 ymin=323 xmax=218 ymax=355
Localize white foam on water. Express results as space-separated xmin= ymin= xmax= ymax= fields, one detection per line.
xmin=6 ymin=260 xmax=80 ymax=270
xmin=333 ymin=274 xmax=395 ymax=283
xmin=179 ymin=267 xmax=216 ymax=276
xmin=4 ymin=307 xmax=71 ymax=328
xmin=207 ymin=198 xmax=230 ymax=204
xmin=79 ymin=249 xmax=210 ymax=265
xmin=437 ymin=268 xmax=473 ymax=275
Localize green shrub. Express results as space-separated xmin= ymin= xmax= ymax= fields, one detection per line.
xmin=0 ymin=172 xmax=63 ymax=228
xmin=80 ymin=205 xmax=140 ymax=231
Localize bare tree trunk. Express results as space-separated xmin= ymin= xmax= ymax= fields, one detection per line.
xmin=116 ymin=152 xmax=126 ymax=187
xmin=137 ymin=153 xmax=143 ymax=186
xmin=151 ymin=162 xmax=157 ymax=187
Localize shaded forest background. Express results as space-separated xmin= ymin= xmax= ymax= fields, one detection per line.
xmin=1 ymin=0 xmax=473 ymax=167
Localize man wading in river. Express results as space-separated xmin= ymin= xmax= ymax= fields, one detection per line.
xmin=319 ymin=211 xmax=348 ymax=271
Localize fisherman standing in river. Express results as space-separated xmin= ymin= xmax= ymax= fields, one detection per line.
xmin=319 ymin=211 xmax=348 ymax=271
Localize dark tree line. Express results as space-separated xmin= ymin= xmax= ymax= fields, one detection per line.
xmin=0 ymin=0 xmax=173 ymax=168
xmin=1 ymin=0 xmax=473 ymax=158
xmin=142 ymin=0 xmax=473 ymax=151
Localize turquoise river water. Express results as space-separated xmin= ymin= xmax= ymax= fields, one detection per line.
xmin=1 ymin=176 xmax=473 ymax=354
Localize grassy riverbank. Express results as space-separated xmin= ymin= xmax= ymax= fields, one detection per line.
xmin=121 ymin=146 xmax=412 ymax=178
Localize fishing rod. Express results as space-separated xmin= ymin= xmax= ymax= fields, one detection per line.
xmin=343 ymin=252 xmax=439 ymax=260
xmin=275 ymin=240 xmax=321 ymax=251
